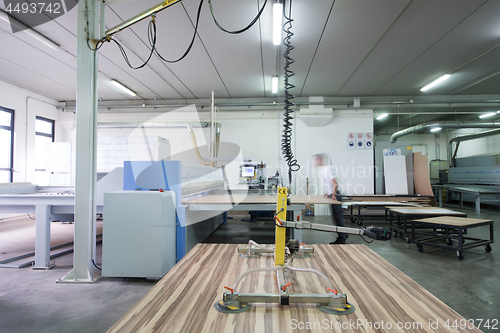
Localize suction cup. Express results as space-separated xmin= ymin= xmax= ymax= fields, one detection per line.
xmin=214 ymin=300 xmax=251 ymax=314
xmin=317 ymin=302 xmax=356 ymax=315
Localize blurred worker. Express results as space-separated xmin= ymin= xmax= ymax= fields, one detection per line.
xmin=312 ymin=154 xmax=347 ymax=244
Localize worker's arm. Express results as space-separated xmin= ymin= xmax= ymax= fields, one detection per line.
xmin=331 ymin=178 xmax=338 ymax=194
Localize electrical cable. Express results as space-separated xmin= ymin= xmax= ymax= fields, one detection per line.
xmin=208 ymin=0 xmax=267 ymax=34
xmin=359 ymin=234 xmax=374 ymax=243
xmin=111 ymin=18 xmax=157 ymax=69
xmin=27 ymin=213 xmax=35 ymax=220
xmin=281 ymin=0 xmax=300 ymax=186
xmin=92 ymin=259 xmax=102 ymax=270
xmin=152 ymin=0 xmax=204 ymax=63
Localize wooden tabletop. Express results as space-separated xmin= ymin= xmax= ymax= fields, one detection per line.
xmin=108 ymin=244 xmax=481 ymax=333
xmin=413 ymin=216 xmax=493 ymax=226
xmin=389 ymin=207 xmax=467 ymax=216
xmin=182 ymin=194 xmax=339 ymax=205
xmin=345 ymin=201 xmax=421 ymax=206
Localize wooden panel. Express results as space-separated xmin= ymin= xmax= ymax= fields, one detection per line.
xmin=414 ymin=216 xmax=493 ymax=226
xmin=108 ymin=244 xmax=481 ymax=333
xmin=390 ymin=207 xmax=467 ymax=215
xmin=414 ymin=152 xmax=434 ymax=196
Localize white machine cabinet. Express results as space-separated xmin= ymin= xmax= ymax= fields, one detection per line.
xmin=102 ymin=191 xmax=176 ymax=279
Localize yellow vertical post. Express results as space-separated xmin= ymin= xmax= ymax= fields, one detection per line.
xmin=275 ymin=187 xmax=287 ymax=266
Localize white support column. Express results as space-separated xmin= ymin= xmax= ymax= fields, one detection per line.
xmin=59 ymin=0 xmax=100 ymax=283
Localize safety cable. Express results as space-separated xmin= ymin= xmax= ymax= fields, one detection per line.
xmin=152 ymin=0 xmax=204 ymax=63
xmin=281 ymin=0 xmax=300 ymax=185
xmin=88 ymin=0 xmax=268 ymax=67
xmin=87 ymin=0 xmax=204 ymax=65
xmin=208 ymin=0 xmax=267 ymax=34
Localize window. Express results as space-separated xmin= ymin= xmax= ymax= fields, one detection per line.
xmin=35 ymin=116 xmax=55 ymax=185
xmin=0 ymin=107 xmax=14 ymax=183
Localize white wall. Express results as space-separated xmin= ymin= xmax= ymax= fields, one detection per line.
xmin=295 ymin=110 xmax=374 ymax=195
xmin=74 ymin=108 xmax=375 ymax=195
xmin=0 ymin=80 xmax=68 ymax=183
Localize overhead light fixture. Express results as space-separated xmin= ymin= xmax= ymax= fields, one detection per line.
xmin=0 ymin=9 xmax=60 ymax=51
xmin=376 ymin=113 xmax=388 ymax=120
xmin=479 ymin=112 xmax=496 ymax=119
xmin=273 ymin=2 xmax=283 ymax=45
xmin=110 ymin=80 xmax=136 ymax=96
xmin=271 ymin=76 xmax=278 ymax=94
xmin=420 ymin=74 xmax=451 ymax=92
xmin=430 ymin=127 xmax=442 ymax=133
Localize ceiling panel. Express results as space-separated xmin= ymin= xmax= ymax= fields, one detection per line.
xmin=375 ymin=0 xmax=500 ymax=96
xmin=271 ymin=0 xmax=335 ymax=97
xmin=182 ymin=0 xmax=269 ymax=98
xmin=299 ymin=0 xmax=411 ymax=96
xmin=0 ymin=57 xmax=75 ymax=100
xmin=336 ymin=0 xmax=487 ymax=96
xmin=0 ymin=0 xmax=499 ymax=130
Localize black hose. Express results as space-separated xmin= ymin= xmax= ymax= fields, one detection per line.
xmin=281 ymin=0 xmax=300 ymax=185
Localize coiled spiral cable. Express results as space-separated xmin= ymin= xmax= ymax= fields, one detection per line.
xmin=281 ymin=0 xmax=300 ymax=185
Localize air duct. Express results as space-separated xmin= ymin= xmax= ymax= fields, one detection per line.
xmin=448 ymin=128 xmax=500 ymax=167
xmin=390 ymin=121 xmax=500 ymax=143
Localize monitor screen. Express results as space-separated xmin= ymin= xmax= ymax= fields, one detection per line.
xmin=241 ymin=166 xmax=255 ymax=177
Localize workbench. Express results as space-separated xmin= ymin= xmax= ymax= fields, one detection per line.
xmin=345 ymin=201 xmax=421 ymax=226
xmin=386 ymin=207 xmax=467 ymax=243
xmin=108 ymin=243 xmax=481 ymax=333
xmin=432 ymin=184 xmax=500 ymax=213
xmin=411 ymin=216 xmax=494 ymax=260
xmin=0 ymin=192 xmax=102 ymax=269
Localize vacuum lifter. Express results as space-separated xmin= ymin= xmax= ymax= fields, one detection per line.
xmin=215 ymin=187 xmax=391 ymax=315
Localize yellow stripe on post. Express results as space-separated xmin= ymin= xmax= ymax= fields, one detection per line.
xmin=275 ymin=187 xmax=287 ymax=266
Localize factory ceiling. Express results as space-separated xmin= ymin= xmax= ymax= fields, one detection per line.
xmin=2 ymin=0 xmax=500 ymax=134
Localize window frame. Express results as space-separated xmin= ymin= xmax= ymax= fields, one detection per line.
xmin=0 ymin=106 xmax=14 ymax=182
xmin=35 ymin=116 xmax=55 ymax=173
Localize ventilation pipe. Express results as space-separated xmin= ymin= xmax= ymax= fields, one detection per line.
xmin=435 ymin=134 xmax=440 ymax=160
xmin=390 ymin=121 xmax=500 ymax=143
xmin=448 ymin=128 xmax=500 ymax=167
xmin=187 ymin=124 xmax=214 ymax=167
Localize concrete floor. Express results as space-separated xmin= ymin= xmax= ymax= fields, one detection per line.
xmin=0 ymin=203 xmax=498 ymax=333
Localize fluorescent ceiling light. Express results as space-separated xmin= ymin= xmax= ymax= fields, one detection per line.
xmin=273 ymin=2 xmax=283 ymax=46
xmin=0 ymin=9 xmax=60 ymax=50
xmin=479 ymin=112 xmax=496 ymax=119
xmin=376 ymin=113 xmax=388 ymax=120
xmin=430 ymin=127 xmax=442 ymax=132
xmin=271 ymin=76 xmax=278 ymax=94
xmin=420 ymin=74 xmax=451 ymax=92
xmin=110 ymin=80 xmax=136 ymax=96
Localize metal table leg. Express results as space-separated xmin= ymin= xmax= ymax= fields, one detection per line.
xmin=475 ymin=195 xmax=481 ymax=213
xmin=34 ymin=204 xmax=54 ymax=270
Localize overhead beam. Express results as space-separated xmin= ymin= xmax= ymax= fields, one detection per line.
xmin=105 ymin=0 xmax=183 ymax=37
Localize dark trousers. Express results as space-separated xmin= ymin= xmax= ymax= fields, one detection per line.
xmin=330 ymin=193 xmax=347 ymax=242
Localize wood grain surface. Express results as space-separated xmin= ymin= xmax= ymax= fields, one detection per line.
xmin=389 ymin=207 xmax=467 ymax=216
xmin=413 ymin=216 xmax=493 ymax=226
xmin=108 ymin=244 xmax=481 ymax=333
